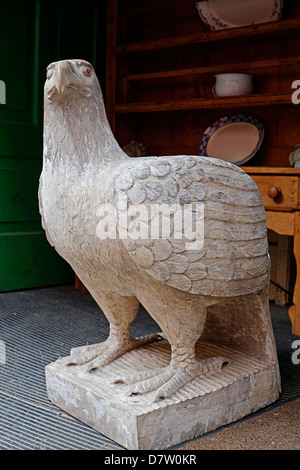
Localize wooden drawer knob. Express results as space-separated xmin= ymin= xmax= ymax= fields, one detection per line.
xmin=268 ymin=186 xmax=282 ymax=200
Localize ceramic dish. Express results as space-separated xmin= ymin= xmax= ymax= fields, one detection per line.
xmin=213 ymin=72 xmax=255 ymax=96
xmin=198 ymin=114 xmax=264 ymax=165
xmin=196 ymin=0 xmax=283 ymax=30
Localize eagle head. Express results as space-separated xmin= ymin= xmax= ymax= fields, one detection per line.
xmin=43 ymin=58 xmax=125 ymax=163
xmin=45 ymin=59 xmax=97 ymax=104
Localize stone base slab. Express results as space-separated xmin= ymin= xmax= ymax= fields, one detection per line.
xmin=45 ymin=338 xmax=280 ymax=450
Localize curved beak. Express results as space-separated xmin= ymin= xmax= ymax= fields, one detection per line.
xmin=55 ymin=61 xmax=74 ymax=94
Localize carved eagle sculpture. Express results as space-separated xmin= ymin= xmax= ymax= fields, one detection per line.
xmin=39 ymin=59 xmax=270 ymax=402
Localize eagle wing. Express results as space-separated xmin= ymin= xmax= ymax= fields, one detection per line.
xmin=113 ymin=155 xmax=269 ymax=297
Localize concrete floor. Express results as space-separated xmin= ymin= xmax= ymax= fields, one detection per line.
xmin=179 ymin=398 xmax=299 ymax=450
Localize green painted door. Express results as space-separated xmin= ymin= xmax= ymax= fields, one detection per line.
xmin=0 ymin=0 xmax=103 ymax=291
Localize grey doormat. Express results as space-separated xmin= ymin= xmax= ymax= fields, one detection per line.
xmin=0 ymin=284 xmax=299 ymax=450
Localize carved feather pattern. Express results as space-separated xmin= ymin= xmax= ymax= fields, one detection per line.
xmin=114 ymin=155 xmax=269 ymax=296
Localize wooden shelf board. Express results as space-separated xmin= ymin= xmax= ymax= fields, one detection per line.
xmin=115 ymin=93 xmax=292 ymax=113
xmin=242 ymin=166 xmax=300 ymax=175
xmin=116 ymin=18 xmax=300 ymax=54
xmin=126 ymin=57 xmax=300 ymax=83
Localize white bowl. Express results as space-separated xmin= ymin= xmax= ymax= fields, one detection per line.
xmin=213 ymin=72 xmax=254 ymax=97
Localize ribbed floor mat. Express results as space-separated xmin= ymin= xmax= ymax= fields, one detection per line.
xmin=0 ymin=285 xmax=299 ymax=450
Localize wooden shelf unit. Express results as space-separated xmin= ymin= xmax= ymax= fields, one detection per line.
xmin=106 ymin=1 xmax=300 ymax=165
xmin=106 ymin=0 xmax=300 ymax=335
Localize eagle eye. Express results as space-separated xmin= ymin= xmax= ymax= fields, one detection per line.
xmin=82 ymin=67 xmax=91 ymax=77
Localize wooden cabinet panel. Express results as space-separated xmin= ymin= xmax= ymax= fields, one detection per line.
xmin=251 ymin=175 xmax=299 ymax=210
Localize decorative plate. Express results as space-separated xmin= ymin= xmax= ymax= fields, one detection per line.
xmin=198 ymin=114 xmax=264 ymax=165
xmin=196 ymin=0 xmax=283 ymax=31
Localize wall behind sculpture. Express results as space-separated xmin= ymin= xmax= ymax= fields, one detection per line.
xmin=0 ymin=0 xmax=107 ymax=291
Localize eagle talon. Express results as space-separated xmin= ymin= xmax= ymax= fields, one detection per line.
xmin=67 ymin=333 xmax=163 ymax=370
xmin=114 ymin=356 xmax=229 ymax=401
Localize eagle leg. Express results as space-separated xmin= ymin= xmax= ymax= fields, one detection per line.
xmin=66 ymin=293 xmax=161 ymax=368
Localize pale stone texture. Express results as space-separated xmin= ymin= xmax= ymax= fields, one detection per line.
xmin=40 ymin=60 xmax=280 ymax=449
xmin=46 ymin=337 xmax=279 ymax=450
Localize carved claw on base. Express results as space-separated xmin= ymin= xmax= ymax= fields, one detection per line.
xmin=66 ymin=333 xmax=164 ymax=370
xmin=113 ymin=356 xmax=229 ymax=402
